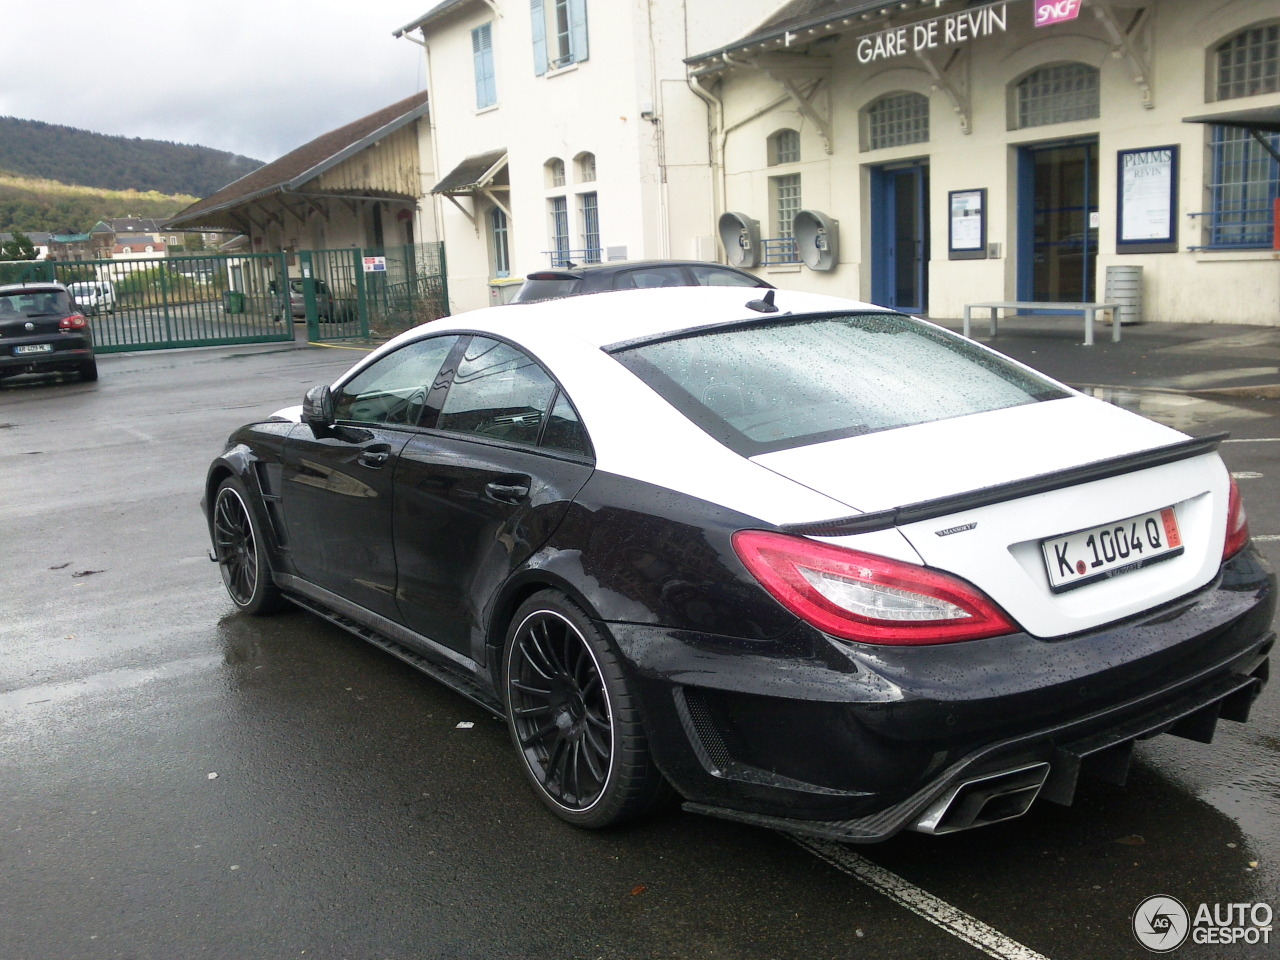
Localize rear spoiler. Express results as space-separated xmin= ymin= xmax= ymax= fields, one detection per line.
xmin=781 ymin=433 xmax=1227 ymax=537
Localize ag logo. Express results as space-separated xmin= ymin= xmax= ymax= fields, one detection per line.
xmin=1133 ymin=895 xmax=1190 ymax=952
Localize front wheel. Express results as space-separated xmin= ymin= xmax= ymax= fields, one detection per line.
xmin=211 ymin=476 xmax=287 ymax=615
xmin=503 ymin=590 xmax=671 ymax=828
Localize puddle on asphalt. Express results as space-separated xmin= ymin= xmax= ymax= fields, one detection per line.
xmin=0 ymin=655 xmax=222 ymax=716
xmin=1081 ymin=386 xmax=1270 ymax=432
xmin=1200 ymin=767 xmax=1280 ymax=848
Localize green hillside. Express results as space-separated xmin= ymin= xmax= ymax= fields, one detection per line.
xmin=0 ymin=173 xmax=198 ymax=235
xmin=0 ymin=116 xmax=261 ymax=197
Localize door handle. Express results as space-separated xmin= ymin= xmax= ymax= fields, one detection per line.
xmin=358 ymin=449 xmax=390 ymax=468
xmin=485 ymin=478 xmax=530 ymax=504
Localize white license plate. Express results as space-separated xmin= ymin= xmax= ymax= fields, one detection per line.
xmin=14 ymin=343 xmax=53 ymax=355
xmin=1041 ymin=507 xmax=1183 ymax=594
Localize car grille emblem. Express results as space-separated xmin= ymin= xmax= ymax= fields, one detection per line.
xmin=25 ymin=322 xmax=35 ymax=331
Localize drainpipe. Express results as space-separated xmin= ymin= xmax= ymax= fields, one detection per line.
xmin=687 ymin=67 xmax=725 ymax=231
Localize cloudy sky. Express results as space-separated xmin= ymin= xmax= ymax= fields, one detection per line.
xmin=1 ymin=1 xmax=435 ymax=163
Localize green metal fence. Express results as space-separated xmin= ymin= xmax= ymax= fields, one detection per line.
xmin=303 ymin=242 xmax=448 ymax=342
xmin=47 ymin=252 xmax=293 ymax=353
xmin=5 ymin=241 xmax=447 ymax=353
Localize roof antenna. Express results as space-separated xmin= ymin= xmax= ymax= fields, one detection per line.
xmin=745 ymin=289 xmax=779 ymax=314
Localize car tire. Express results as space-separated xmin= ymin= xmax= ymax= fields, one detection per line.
xmin=211 ymin=476 xmax=288 ymax=615
xmin=80 ymin=358 xmax=98 ymax=382
xmin=502 ymin=590 xmax=672 ymax=828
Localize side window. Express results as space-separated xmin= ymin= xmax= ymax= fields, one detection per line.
xmin=542 ymin=391 xmax=592 ymax=457
xmin=689 ymin=265 xmax=759 ymax=287
xmin=613 ymin=267 xmax=684 ymax=289
xmin=333 ymin=336 xmax=458 ymax=426
xmin=438 ymin=338 xmax=558 ymax=446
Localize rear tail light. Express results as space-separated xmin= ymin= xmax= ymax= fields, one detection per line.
xmin=59 ymin=314 xmax=88 ymax=330
xmin=732 ymin=530 xmax=1018 ymax=645
xmin=1223 ymin=475 xmax=1251 ymax=560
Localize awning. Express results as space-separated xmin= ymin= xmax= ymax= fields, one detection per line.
xmin=431 ymin=149 xmax=508 ymax=195
xmin=1184 ymin=104 xmax=1280 ymax=163
xmin=1183 ymin=104 xmax=1280 ymax=133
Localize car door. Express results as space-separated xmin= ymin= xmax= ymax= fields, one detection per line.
xmin=392 ymin=336 xmax=595 ymax=658
xmin=280 ymin=335 xmax=459 ymax=620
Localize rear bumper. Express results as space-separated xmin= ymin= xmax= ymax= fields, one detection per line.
xmin=0 ymin=336 xmax=94 ymax=375
xmin=608 ymin=548 xmax=1274 ymax=840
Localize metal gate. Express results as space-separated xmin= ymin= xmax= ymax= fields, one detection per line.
xmin=302 ymin=242 xmax=448 ymax=342
xmin=47 ymin=252 xmax=292 ymax=353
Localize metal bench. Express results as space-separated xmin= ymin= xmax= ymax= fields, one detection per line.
xmin=962 ymin=301 xmax=1122 ymax=346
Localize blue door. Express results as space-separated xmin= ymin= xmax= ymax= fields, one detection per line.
xmin=1017 ymin=140 xmax=1099 ymax=302
xmin=871 ymin=163 xmax=929 ymax=313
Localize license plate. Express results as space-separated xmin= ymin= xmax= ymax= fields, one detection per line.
xmin=14 ymin=343 xmax=53 ymax=355
xmin=1041 ymin=507 xmax=1183 ymax=594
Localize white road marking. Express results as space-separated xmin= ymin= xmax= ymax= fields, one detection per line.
xmin=1232 ymin=471 xmax=1265 ymax=479
xmin=1223 ymin=438 xmax=1280 ymax=443
xmin=793 ymin=837 xmax=1053 ymax=960
xmin=1253 ymin=535 xmax=1280 ymax=542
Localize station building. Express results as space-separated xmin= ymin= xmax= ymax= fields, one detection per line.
xmin=400 ymin=0 xmax=1280 ymax=324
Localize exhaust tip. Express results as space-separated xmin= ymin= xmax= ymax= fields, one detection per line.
xmin=911 ymin=763 xmax=1050 ymax=835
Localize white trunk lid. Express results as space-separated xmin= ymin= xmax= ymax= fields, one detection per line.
xmin=753 ymin=397 xmax=1230 ymax=638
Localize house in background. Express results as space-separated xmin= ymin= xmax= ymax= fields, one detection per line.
xmin=165 ymin=90 xmax=436 ymax=268
xmin=393 ymin=0 xmax=778 ymax=312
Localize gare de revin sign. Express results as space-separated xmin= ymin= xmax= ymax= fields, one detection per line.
xmin=852 ymin=1 xmax=1014 ymax=65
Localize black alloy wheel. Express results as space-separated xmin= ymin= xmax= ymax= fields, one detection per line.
xmin=503 ymin=591 xmax=670 ymax=828
xmin=212 ymin=477 xmax=286 ymax=615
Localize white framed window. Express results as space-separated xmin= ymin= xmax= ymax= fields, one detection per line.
xmin=532 ymin=0 xmax=588 ymax=75
xmin=866 ymin=92 xmax=929 ymax=150
xmin=1014 ymin=62 xmax=1099 ymax=129
xmin=576 ymin=151 xmax=596 ymax=182
xmin=490 ymin=207 xmax=510 ymax=277
xmin=1216 ymin=22 xmax=1280 ymax=100
xmin=546 ymin=158 xmax=566 ymax=188
xmin=768 ymin=129 xmax=800 ymax=166
xmin=472 ymin=22 xmax=497 ymax=109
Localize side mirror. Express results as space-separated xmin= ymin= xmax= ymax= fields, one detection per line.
xmin=302 ymin=384 xmax=335 ymax=436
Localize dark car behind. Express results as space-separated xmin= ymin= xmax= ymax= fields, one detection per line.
xmin=0 ymin=282 xmax=97 ymax=382
xmin=510 ymin=259 xmax=771 ymax=303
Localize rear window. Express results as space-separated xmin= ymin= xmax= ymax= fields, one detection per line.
xmin=0 ymin=289 xmax=72 ymax=318
xmin=513 ymin=277 xmax=581 ymax=302
xmin=610 ymin=313 xmax=1070 ymax=455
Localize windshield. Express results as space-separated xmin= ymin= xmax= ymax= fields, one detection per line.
xmin=0 ymin=289 xmax=72 ymax=319
xmin=610 ymin=313 xmax=1070 ymax=455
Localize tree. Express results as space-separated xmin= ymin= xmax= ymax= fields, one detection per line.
xmin=1 ymin=230 xmax=37 ymax=260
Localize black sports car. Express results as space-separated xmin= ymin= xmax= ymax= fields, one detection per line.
xmin=204 ymin=287 xmax=1273 ymax=840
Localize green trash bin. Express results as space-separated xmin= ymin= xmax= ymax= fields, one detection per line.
xmin=222 ymin=290 xmax=245 ymax=314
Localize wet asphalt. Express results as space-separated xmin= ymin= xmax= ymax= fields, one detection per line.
xmin=1 ymin=322 xmax=1278 ymax=960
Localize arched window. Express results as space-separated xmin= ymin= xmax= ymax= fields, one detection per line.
xmin=1215 ymin=22 xmax=1280 ymax=100
xmin=866 ymin=92 xmax=929 ymax=150
xmin=1014 ymin=62 xmax=1099 ymax=128
xmin=768 ymin=129 xmax=800 ymax=166
xmin=575 ymin=151 xmax=596 ymax=182
xmin=545 ymin=157 xmax=566 ymax=188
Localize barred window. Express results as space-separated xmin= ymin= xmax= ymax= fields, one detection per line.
xmin=769 ymin=129 xmax=800 ymax=166
xmin=549 ymin=196 xmax=570 ymax=264
xmin=1015 ymin=63 xmax=1099 ymax=128
xmin=867 ymin=93 xmax=929 ymax=150
xmin=577 ymin=152 xmax=596 ymax=182
xmin=579 ymin=192 xmax=600 ymax=263
xmin=1206 ymin=125 xmax=1280 ymax=248
xmin=1216 ymin=23 xmax=1280 ymax=100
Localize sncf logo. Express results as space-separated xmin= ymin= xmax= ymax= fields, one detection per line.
xmin=1034 ymin=0 xmax=1082 ymax=26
